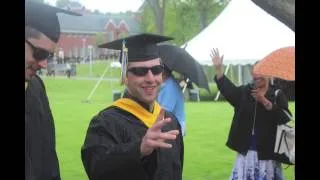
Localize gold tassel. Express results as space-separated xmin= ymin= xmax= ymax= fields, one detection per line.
xmin=120 ymin=40 xmax=128 ymax=85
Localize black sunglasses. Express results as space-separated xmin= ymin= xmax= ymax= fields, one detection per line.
xmin=127 ymin=65 xmax=164 ymax=76
xmin=25 ymin=40 xmax=53 ymax=61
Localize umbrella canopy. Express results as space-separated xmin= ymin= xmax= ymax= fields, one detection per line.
xmin=158 ymin=44 xmax=210 ymax=92
xmin=253 ymin=46 xmax=295 ymax=81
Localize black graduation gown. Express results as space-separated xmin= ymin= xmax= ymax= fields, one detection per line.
xmin=25 ymin=75 xmax=61 ymax=180
xmin=81 ymin=97 xmax=184 ymax=180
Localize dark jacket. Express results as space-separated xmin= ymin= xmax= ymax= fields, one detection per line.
xmin=25 ymin=75 xmax=61 ymax=180
xmin=214 ymin=75 xmax=291 ymax=160
xmin=81 ymin=92 xmax=184 ymax=180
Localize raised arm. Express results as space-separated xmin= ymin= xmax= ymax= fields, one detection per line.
xmin=210 ymin=48 xmax=242 ymax=107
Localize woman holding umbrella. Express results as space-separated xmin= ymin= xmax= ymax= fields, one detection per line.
xmin=210 ymin=48 xmax=292 ymax=180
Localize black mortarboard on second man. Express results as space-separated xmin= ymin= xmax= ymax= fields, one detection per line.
xmin=98 ymin=33 xmax=174 ymax=84
xmin=25 ymin=1 xmax=81 ymax=43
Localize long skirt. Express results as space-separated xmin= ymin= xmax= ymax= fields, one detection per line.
xmin=230 ymin=150 xmax=284 ymax=180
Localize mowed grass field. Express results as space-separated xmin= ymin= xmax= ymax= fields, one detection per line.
xmin=75 ymin=60 xmax=121 ymax=78
xmin=43 ymin=77 xmax=295 ymax=180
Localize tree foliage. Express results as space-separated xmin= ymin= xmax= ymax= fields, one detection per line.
xmin=145 ymin=0 xmax=166 ymax=35
xmin=93 ymin=9 xmax=103 ymax=15
xmin=188 ymin=0 xmax=229 ymax=30
xmin=141 ymin=0 xmax=229 ymax=45
xmin=56 ymin=0 xmax=70 ymax=8
xmin=94 ymin=32 xmax=106 ymax=47
xmin=29 ymin=0 xmax=44 ymax=3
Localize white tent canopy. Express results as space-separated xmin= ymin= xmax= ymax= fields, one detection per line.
xmin=183 ymin=0 xmax=295 ymax=66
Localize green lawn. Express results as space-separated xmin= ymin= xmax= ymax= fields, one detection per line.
xmin=75 ymin=60 xmax=121 ymax=78
xmin=44 ymin=78 xmax=295 ymax=180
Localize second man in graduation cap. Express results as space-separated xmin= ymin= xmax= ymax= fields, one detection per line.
xmin=81 ymin=33 xmax=184 ymax=180
xmin=25 ymin=1 xmax=80 ymax=180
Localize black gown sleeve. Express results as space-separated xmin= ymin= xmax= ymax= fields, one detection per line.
xmin=81 ymin=112 xmax=146 ymax=180
xmin=25 ymin=75 xmax=61 ymax=180
xmin=214 ymin=75 xmax=243 ymax=107
xmin=35 ymin=76 xmax=61 ymax=180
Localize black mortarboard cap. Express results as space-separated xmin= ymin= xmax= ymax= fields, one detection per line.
xmin=98 ymin=33 xmax=174 ymax=62
xmin=26 ymin=1 xmax=81 ymax=43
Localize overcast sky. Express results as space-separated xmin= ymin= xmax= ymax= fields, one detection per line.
xmin=44 ymin=0 xmax=144 ymax=13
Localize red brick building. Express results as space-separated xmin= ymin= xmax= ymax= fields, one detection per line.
xmin=55 ymin=1 xmax=142 ymax=61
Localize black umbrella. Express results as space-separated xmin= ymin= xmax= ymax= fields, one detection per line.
xmin=158 ymin=44 xmax=210 ymax=92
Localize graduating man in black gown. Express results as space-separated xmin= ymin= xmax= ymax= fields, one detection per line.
xmin=25 ymin=2 xmax=80 ymax=179
xmin=81 ymin=34 xmax=184 ymax=180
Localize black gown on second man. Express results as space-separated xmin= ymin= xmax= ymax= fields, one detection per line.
xmin=25 ymin=75 xmax=61 ymax=180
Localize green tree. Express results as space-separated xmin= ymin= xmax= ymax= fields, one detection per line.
xmin=30 ymin=0 xmax=44 ymax=3
xmin=186 ymin=0 xmax=229 ymax=31
xmin=56 ymin=0 xmax=70 ymax=8
xmin=118 ymin=32 xmax=129 ymax=39
xmin=163 ymin=0 xmax=177 ymax=36
xmin=94 ymin=32 xmax=106 ymax=47
xmin=141 ymin=0 xmax=189 ymax=44
xmin=169 ymin=1 xmax=199 ymax=45
xmin=167 ymin=0 xmax=228 ymax=45
xmin=141 ymin=3 xmax=157 ymax=33
xmin=93 ymin=9 xmax=102 ymax=15
xmin=145 ymin=0 xmax=166 ymax=35
xmin=141 ymin=0 xmax=229 ymax=45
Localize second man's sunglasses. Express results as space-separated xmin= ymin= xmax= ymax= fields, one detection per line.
xmin=127 ymin=65 xmax=164 ymax=76
xmin=26 ymin=40 xmax=54 ymax=61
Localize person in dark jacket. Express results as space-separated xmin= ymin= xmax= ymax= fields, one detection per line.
xmin=25 ymin=2 xmax=79 ymax=179
xmin=210 ymin=48 xmax=291 ymax=180
xmin=81 ymin=34 xmax=184 ymax=180
xmin=25 ymin=75 xmax=61 ymax=180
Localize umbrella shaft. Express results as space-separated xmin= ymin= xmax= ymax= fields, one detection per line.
xmin=182 ymin=78 xmax=190 ymax=93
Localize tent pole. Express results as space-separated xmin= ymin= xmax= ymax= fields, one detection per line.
xmin=214 ymin=64 xmax=230 ymax=101
xmin=238 ymin=64 xmax=242 ymax=85
xmin=182 ymin=78 xmax=190 ymax=93
xmin=83 ymin=64 xmax=110 ymax=103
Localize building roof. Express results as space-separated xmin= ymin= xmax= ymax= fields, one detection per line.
xmin=57 ymin=13 xmax=141 ymax=34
